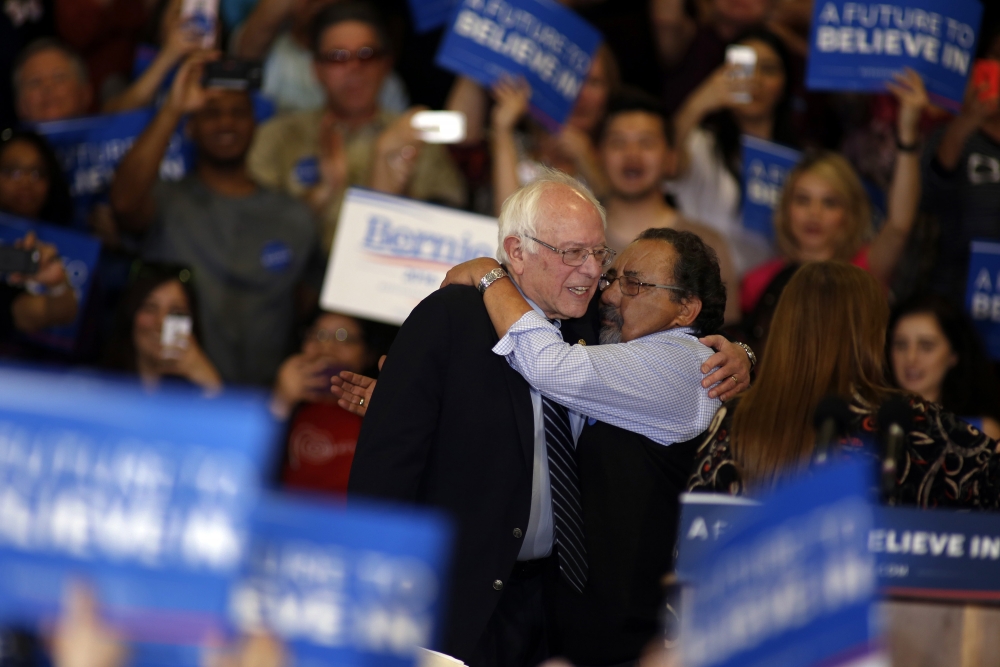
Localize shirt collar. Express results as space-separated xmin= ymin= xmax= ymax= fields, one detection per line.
xmin=509 ymin=276 xmax=561 ymax=329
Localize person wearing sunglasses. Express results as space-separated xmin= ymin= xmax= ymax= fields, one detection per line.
xmin=247 ymin=1 xmax=466 ymax=255
xmin=345 ymin=170 xmax=751 ymax=667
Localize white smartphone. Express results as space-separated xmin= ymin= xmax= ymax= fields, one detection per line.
xmin=725 ymin=45 xmax=757 ymax=104
xmin=181 ymin=0 xmax=219 ymax=49
xmin=411 ymin=111 xmax=467 ymax=144
xmin=161 ymin=314 xmax=192 ymax=359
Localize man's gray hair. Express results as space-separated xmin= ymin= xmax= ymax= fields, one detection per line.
xmin=496 ymin=167 xmax=607 ymax=265
xmin=12 ymin=39 xmax=89 ymax=94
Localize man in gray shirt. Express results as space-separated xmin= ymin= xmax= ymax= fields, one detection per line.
xmin=110 ymin=52 xmax=322 ymax=385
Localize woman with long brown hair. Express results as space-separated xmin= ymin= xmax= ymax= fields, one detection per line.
xmin=688 ymin=262 xmax=1000 ymax=508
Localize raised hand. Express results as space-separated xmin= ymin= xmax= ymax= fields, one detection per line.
xmin=167 ymin=51 xmax=220 ymax=115
xmin=886 ymin=68 xmax=930 ymax=145
xmin=490 ymin=76 xmax=531 ymax=132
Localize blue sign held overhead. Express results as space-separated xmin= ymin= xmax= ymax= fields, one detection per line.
xmin=0 ymin=366 xmax=277 ymax=645
xmin=806 ymin=0 xmax=984 ymax=112
xmin=35 ymin=98 xmax=276 ymax=228
xmin=435 ymin=0 xmax=602 ymax=130
xmin=0 ymin=213 xmax=101 ymax=351
xmin=231 ymin=494 xmax=452 ymax=667
xmin=680 ymin=463 xmax=879 ymax=667
xmin=965 ymin=239 xmax=1000 ymax=359
xmin=408 ymin=0 xmax=459 ymax=33
xmin=741 ymin=136 xmax=803 ymax=242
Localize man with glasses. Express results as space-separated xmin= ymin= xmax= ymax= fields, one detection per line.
xmin=247 ymin=1 xmax=466 ymax=254
xmin=347 ymin=170 xmax=750 ymax=667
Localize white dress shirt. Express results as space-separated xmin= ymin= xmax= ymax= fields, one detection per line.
xmin=493 ymin=311 xmax=721 ymax=447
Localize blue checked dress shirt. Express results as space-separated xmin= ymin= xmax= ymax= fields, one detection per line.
xmin=492 ymin=310 xmax=721 ymax=447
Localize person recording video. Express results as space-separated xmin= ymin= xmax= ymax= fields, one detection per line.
xmin=0 ymin=231 xmax=77 ymax=341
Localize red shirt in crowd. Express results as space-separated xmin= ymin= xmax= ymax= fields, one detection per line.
xmin=741 ymin=246 xmax=871 ymax=314
xmin=281 ymin=402 xmax=361 ymax=496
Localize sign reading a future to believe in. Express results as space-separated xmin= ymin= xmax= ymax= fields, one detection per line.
xmin=435 ymin=0 xmax=602 ymax=129
xmin=805 ymin=0 xmax=983 ymax=111
xmin=965 ymin=239 xmax=1000 ymax=360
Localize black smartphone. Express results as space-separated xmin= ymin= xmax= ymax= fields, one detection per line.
xmin=202 ymin=58 xmax=263 ymax=91
xmin=0 ymin=246 xmax=40 ymax=274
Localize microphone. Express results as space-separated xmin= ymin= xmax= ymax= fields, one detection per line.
xmin=812 ymin=396 xmax=852 ymax=465
xmin=876 ymin=396 xmax=912 ymax=501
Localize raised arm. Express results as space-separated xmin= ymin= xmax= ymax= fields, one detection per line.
xmin=9 ymin=233 xmax=77 ymax=333
xmin=935 ymin=76 xmax=999 ymax=173
xmin=490 ymin=77 xmax=530 ymax=215
xmin=445 ymin=76 xmax=488 ymax=145
xmin=231 ymin=0 xmax=296 ymax=59
xmin=868 ymin=69 xmax=929 ymax=285
xmin=110 ymin=52 xmax=215 ymax=232
xmin=673 ymin=65 xmax=733 ymax=176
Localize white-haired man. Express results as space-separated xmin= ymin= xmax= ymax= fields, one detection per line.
xmin=14 ymin=39 xmax=92 ymax=123
xmin=347 ymin=171 xmax=749 ymax=667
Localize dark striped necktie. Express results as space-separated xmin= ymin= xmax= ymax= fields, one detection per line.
xmin=542 ymin=395 xmax=588 ymax=593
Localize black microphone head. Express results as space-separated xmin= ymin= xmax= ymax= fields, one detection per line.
xmin=877 ymin=395 xmax=913 ymax=437
xmin=813 ymin=395 xmax=853 ymax=437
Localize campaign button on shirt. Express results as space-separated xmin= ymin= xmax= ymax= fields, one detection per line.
xmin=293 ymin=156 xmax=320 ymax=188
xmin=260 ymin=240 xmax=293 ymax=273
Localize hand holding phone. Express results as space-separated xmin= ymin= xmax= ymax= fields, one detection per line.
xmin=410 ymin=111 xmax=467 ymax=144
xmin=725 ymin=45 xmax=757 ymax=104
xmin=201 ymin=58 xmax=262 ymax=91
xmin=181 ymin=0 xmax=218 ymax=49
xmin=161 ymin=314 xmax=192 ymax=360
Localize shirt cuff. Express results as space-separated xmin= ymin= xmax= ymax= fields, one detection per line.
xmin=492 ymin=310 xmax=555 ymax=356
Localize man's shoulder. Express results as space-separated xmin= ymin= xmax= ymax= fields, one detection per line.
xmin=412 ymin=284 xmax=488 ymax=318
xmin=255 ymin=109 xmax=323 ymax=143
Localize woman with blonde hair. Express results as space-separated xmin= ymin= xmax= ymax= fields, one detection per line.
xmin=688 ymin=262 xmax=1000 ymax=508
xmin=740 ymin=69 xmax=929 ymax=353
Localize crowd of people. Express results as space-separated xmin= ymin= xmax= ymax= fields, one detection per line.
xmin=3 ymin=0 xmax=1000 ymax=665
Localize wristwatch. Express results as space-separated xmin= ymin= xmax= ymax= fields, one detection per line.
xmin=478 ymin=267 xmax=508 ymax=294
xmin=735 ymin=341 xmax=757 ymax=372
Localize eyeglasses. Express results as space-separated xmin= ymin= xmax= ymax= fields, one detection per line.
xmin=599 ymin=273 xmax=686 ymax=297
xmin=0 ymin=166 xmax=47 ymax=181
xmin=316 ymin=46 xmax=386 ymax=65
xmin=312 ymin=327 xmax=364 ymax=345
xmin=528 ymin=236 xmax=616 ymax=267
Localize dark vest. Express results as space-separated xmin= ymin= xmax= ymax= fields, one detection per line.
xmin=549 ymin=419 xmax=701 ymax=665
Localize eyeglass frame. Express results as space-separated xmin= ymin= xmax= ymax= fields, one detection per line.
xmin=526 ymin=236 xmax=616 ymax=268
xmin=599 ymin=273 xmax=686 ymax=297
xmin=315 ymin=46 xmax=387 ymax=65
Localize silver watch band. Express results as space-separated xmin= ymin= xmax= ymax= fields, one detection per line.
xmin=478 ymin=267 xmax=508 ymax=294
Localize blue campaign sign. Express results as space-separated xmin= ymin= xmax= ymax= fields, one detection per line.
xmin=965 ymin=239 xmax=1000 ymax=359
xmin=741 ymin=136 xmax=802 ymax=242
xmin=0 ymin=366 xmax=277 ymax=645
xmin=34 ymin=97 xmax=276 ymax=228
xmin=0 ymin=213 xmax=102 ymax=351
xmin=806 ymin=0 xmax=984 ymax=112
xmin=408 ymin=0 xmax=459 ymax=33
xmin=230 ymin=494 xmax=452 ymax=667
xmin=435 ymin=0 xmax=602 ymax=130
xmin=870 ymin=506 xmax=1000 ymax=602
xmin=680 ymin=463 xmax=879 ymax=667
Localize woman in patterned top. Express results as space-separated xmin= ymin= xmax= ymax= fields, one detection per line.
xmin=687 ymin=262 xmax=1000 ymax=509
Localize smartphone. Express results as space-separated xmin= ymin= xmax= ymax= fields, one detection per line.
xmin=202 ymin=58 xmax=263 ymax=91
xmin=161 ymin=314 xmax=192 ymax=359
xmin=725 ymin=45 xmax=757 ymax=104
xmin=181 ymin=0 xmax=218 ymax=49
xmin=972 ymin=59 xmax=1000 ymax=104
xmin=411 ymin=111 xmax=467 ymax=144
xmin=0 ymin=246 xmax=40 ymax=274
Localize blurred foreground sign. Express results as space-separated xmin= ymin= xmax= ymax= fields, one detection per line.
xmin=321 ymin=188 xmax=497 ymax=326
xmin=965 ymin=239 xmax=1000 ymax=359
xmin=805 ymin=0 xmax=983 ymax=112
xmin=231 ymin=494 xmax=452 ymax=667
xmin=680 ymin=463 xmax=881 ymax=667
xmin=435 ymin=0 xmax=602 ymax=129
xmin=0 ymin=367 xmax=276 ymax=643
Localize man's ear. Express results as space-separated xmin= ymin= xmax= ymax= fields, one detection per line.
xmin=674 ymin=296 xmax=702 ymax=328
xmin=504 ymin=236 xmax=526 ymax=276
